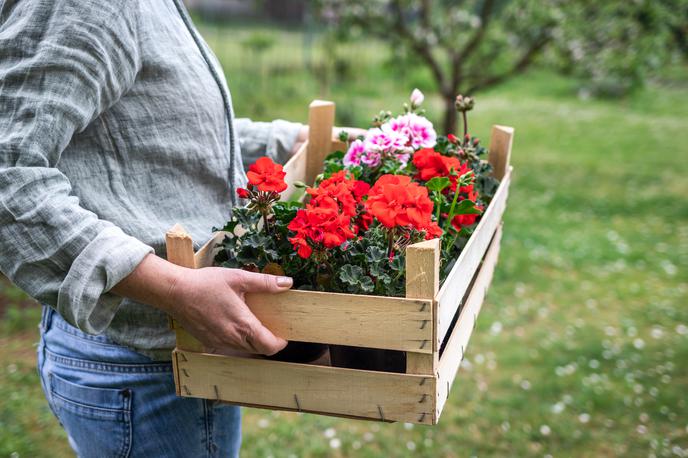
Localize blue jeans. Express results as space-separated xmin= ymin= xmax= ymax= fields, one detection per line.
xmin=37 ymin=306 xmax=241 ymax=457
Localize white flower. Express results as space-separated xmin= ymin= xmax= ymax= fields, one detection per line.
xmin=410 ymin=88 xmax=424 ymax=107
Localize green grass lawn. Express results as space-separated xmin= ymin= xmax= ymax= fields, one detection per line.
xmin=1 ymin=22 xmax=687 ymax=457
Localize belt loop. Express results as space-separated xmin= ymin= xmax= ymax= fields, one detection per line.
xmin=40 ymin=305 xmax=55 ymax=332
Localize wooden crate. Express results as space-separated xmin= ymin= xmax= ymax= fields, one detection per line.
xmin=166 ymin=100 xmax=513 ymax=425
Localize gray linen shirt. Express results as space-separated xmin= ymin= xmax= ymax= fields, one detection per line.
xmin=0 ymin=0 xmax=302 ymax=360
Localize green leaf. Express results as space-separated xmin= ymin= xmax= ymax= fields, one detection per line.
xmin=339 ymin=264 xmax=364 ymax=286
xmin=450 ymin=199 xmax=482 ymax=216
xmin=426 ymin=176 xmax=451 ymax=192
xmin=325 ymin=150 xmax=345 ymax=161
xmin=359 ymin=276 xmax=375 ymax=292
xmin=365 ymin=246 xmax=387 ymax=264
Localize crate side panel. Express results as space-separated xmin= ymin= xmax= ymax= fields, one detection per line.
xmin=175 ymin=350 xmax=436 ymax=425
xmin=436 ymin=224 xmax=503 ymax=418
xmin=437 ymin=169 xmax=510 ymax=342
xmin=244 ymin=291 xmax=433 ymax=353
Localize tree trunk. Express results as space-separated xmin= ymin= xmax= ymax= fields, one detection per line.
xmin=442 ymin=94 xmax=458 ymax=135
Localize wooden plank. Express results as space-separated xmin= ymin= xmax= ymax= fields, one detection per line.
xmin=488 ymin=125 xmax=514 ymax=181
xmin=172 ymin=351 xmax=182 ymax=396
xmin=175 ymin=350 xmax=436 ymax=425
xmin=243 ymin=290 xmax=433 ymax=353
xmin=165 ymin=224 xmax=195 ymax=268
xmin=331 ymin=139 xmax=347 ymax=152
xmin=175 ymin=326 xmax=205 ymax=352
xmin=305 ymin=100 xmax=335 ymax=185
xmin=194 ymin=231 xmax=228 ymax=269
xmin=436 ymin=224 xmax=503 ymax=418
xmin=436 ymin=168 xmax=511 ymax=342
xmin=166 ymin=224 xmax=196 ymax=331
xmin=282 ymin=141 xmax=309 ymax=200
xmin=405 ymin=238 xmax=440 ymax=376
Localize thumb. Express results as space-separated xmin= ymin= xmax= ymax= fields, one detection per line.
xmin=234 ymin=270 xmax=293 ymax=294
xmin=245 ymin=315 xmax=288 ymax=356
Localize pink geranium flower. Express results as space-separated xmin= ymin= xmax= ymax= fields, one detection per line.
xmin=382 ymin=113 xmax=437 ymax=150
xmin=343 ymin=139 xmax=366 ymax=166
xmin=364 ymin=128 xmax=407 ymax=154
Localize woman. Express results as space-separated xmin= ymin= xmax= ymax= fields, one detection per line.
xmin=0 ymin=0 xmax=325 ymax=456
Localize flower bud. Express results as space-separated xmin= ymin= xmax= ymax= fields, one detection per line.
xmin=410 ymin=88 xmax=424 ymax=107
xmin=455 ymin=94 xmax=475 ymax=112
xmin=236 ymin=187 xmax=250 ymax=199
xmin=447 ymin=133 xmax=458 ymax=144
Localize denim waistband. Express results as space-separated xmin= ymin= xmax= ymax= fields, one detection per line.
xmin=41 ymin=306 xmax=173 ymax=370
xmin=45 ymin=348 xmax=172 ymax=374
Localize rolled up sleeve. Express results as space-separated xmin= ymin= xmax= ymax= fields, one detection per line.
xmin=0 ymin=0 xmax=153 ymax=334
xmin=235 ymin=118 xmax=303 ymax=167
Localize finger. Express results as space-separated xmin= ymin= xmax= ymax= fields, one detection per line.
xmin=231 ymin=270 xmax=293 ymax=294
xmin=244 ymin=316 xmax=288 ymax=356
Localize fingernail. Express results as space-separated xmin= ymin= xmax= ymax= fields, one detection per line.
xmin=276 ymin=276 xmax=293 ymax=288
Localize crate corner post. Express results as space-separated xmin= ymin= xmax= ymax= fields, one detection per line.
xmin=489 ymin=125 xmax=514 ymax=180
xmin=165 ymin=224 xmax=205 ymax=358
xmin=405 ymin=237 xmax=440 ymax=372
xmin=305 ymin=100 xmax=336 ymax=185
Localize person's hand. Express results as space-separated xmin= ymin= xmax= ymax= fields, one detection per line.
xmin=166 ymin=267 xmax=291 ymax=355
xmin=111 ymin=254 xmax=290 ymax=356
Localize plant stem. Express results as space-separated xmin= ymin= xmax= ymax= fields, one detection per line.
xmin=444 ymin=187 xmax=461 ymax=233
xmin=462 ymin=111 xmax=468 ymax=139
xmin=262 ymin=211 xmax=270 ymax=235
xmin=387 ymin=228 xmax=396 ymax=259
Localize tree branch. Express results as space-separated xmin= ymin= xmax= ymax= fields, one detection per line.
xmin=444 ymin=0 xmax=495 ymax=98
xmin=465 ymin=33 xmax=551 ymax=94
xmin=390 ymin=0 xmax=447 ymax=91
xmin=459 ymin=0 xmax=495 ymax=61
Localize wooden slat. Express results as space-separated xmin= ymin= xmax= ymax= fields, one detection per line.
xmin=436 ymin=224 xmax=503 ymax=418
xmin=282 ymin=141 xmax=309 ymax=200
xmin=175 ymin=326 xmax=204 ymax=352
xmin=194 ymin=231 xmax=228 ymax=269
xmin=488 ymin=125 xmax=514 ymax=181
xmin=305 ymin=100 xmax=335 ymax=185
xmin=165 ymin=224 xmax=195 ymax=268
xmin=436 ymin=168 xmax=511 ymax=342
xmin=405 ymin=238 xmax=440 ymax=376
xmin=175 ymin=350 xmax=436 ymax=425
xmin=243 ymin=290 xmax=433 ymax=353
xmin=331 ymin=139 xmax=347 ymax=152
xmin=166 ymin=224 xmax=196 ymax=332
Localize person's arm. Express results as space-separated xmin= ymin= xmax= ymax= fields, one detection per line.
xmin=0 ymin=0 xmax=153 ymax=333
xmin=0 ymin=1 xmax=288 ymax=356
xmin=235 ymin=119 xmax=304 ymax=167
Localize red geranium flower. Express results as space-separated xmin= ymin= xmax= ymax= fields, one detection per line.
xmin=307 ymin=170 xmax=369 ymax=217
xmin=236 ymin=187 xmax=250 ymax=199
xmin=246 ymin=157 xmax=288 ymax=193
xmin=365 ymin=174 xmax=442 ymax=239
xmin=412 ymin=148 xmax=472 ymax=192
xmin=288 ymin=204 xmax=357 ymax=259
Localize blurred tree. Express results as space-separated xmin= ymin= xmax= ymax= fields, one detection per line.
xmin=317 ymin=0 xmax=686 ymax=133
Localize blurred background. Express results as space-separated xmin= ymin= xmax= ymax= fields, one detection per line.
xmin=1 ymin=1 xmax=687 ymax=456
